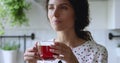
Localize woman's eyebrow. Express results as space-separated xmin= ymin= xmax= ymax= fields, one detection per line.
xmin=48 ymin=3 xmax=72 ymax=7
xmin=59 ymin=3 xmax=72 ymax=7
xmin=48 ymin=4 xmax=53 ymax=6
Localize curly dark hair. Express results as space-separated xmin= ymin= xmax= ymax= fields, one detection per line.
xmin=46 ymin=0 xmax=92 ymax=40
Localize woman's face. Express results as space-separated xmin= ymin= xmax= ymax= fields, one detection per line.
xmin=47 ymin=0 xmax=75 ymax=32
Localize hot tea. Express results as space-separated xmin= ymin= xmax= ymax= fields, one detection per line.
xmin=38 ymin=46 xmax=55 ymax=60
xmin=37 ymin=41 xmax=57 ymax=60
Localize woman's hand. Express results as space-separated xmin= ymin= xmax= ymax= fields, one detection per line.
xmin=50 ymin=42 xmax=79 ymax=63
xmin=24 ymin=43 xmax=39 ymax=63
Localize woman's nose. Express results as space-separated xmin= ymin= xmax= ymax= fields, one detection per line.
xmin=53 ymin=8 xmax=60 ymax=17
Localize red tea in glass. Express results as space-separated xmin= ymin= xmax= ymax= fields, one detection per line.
xmin=37 ymin=41 xmax=56 ymax=60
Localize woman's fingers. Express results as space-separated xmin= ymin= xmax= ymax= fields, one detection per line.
xmin=24 ymin=51 xmax=36 ymax=56
xmin=51 ymin=42 xmax=69 ymax=54
xmin=24 ymin=47 xmax=39 ymax=61
xmin=50 ymin=42 xmax=75 ymax=62
xmin=26 ymin=47 xmax=37 ymax=52
xmin=24 ymin=51 xmax=36 ymax=60
xmin=24 ymin=56 xmax=36 ymax=60
xmin=53 ymin=54 xmax=64 ymax=60
xmin=24 ymin=47 xmax=38 ymax=57
xmin=24 ymin=42 xmax=41 ymax=62
xmin=51 ymin=42 xmax=65 ymax=50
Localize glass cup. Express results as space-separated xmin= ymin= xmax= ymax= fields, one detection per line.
xmin=37 ymin=41 xmax=56 ymax=60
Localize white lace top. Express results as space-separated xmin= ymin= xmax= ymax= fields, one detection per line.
xmin=37 ymin=40 xmax=108 ymax=63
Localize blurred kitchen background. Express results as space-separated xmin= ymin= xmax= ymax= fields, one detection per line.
xmin=0 ymin=0 xmax=120 ymax=63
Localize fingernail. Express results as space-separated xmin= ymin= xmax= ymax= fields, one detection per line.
xmin=50 ymin=45 xmax=54 ymax=47
xmin=50 ymin=49 xmax=54 ymax=52
xmin=36 ymin=52 xmax=39 ymax=55
xmin=33 ymin=47 xmax=36 ymax=50
xmin=55 ymin=42 xmax=59 ymax=45
xmin=53 ymin=55 xmax=57 ymax=58
xmin=59 ymin=54 xmax=64 ymax=57
xmin=34 ymin=52 xmax=37 ymax=55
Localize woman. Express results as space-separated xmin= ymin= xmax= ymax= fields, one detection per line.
xmin=24 ymin=0 xmax=108 ymax=63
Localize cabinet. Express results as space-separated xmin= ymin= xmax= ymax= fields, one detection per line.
xmin=108 ymin=0 xmax=120 ymax=29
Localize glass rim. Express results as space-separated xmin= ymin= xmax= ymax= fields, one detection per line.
xmin=37 ymin=41 xmax=54 ymax=46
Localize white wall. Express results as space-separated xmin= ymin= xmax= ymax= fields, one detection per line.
xmin=88 ymin=1 xmax=120 ymax=63
xmin=0 ymin=0 xmax=120 ymax=63
xmin=0 ymin=0 xmax=55 ymax=63
xmin=88 ymin=1 xmax=108 ymax=30
xmin=88 ymin=1 xmax=108 ymax=46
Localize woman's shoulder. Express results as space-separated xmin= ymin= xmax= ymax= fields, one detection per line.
xmin=88 ymin=40 xmax=108 ymax=61
xmin=73 ymin=40 xmax=108 ymax=53
xmin=90 ymin=40 xmax=107 ymax=51
xmin=85 ymin=40 xmax=107 ymax=52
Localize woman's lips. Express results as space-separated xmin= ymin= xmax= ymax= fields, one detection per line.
xmin=53 ymin=20 xmax=62 ymax=24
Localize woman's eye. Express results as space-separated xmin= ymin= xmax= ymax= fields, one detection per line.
xmin=48 ymin=6 xmax=54 ymax=10
xmin=60 ymin=6 xmax=68 ymax=10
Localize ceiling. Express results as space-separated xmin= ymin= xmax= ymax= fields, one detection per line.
xmin=34 ymin=0 xmax=108 ymax=3
xmin=34 ymin=0 xmax=108 ymax=5
xmin=88 ymin=0 xmax=108 ymax=1
xmin=34 ymin=0 xmax=46 ymax=3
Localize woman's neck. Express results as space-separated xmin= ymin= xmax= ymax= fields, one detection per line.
xmin=55 ymin=30 xmax=86 ymax=48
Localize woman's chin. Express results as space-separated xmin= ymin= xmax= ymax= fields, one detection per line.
xmin=53 ymin=28 xmax=64 ymax=32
